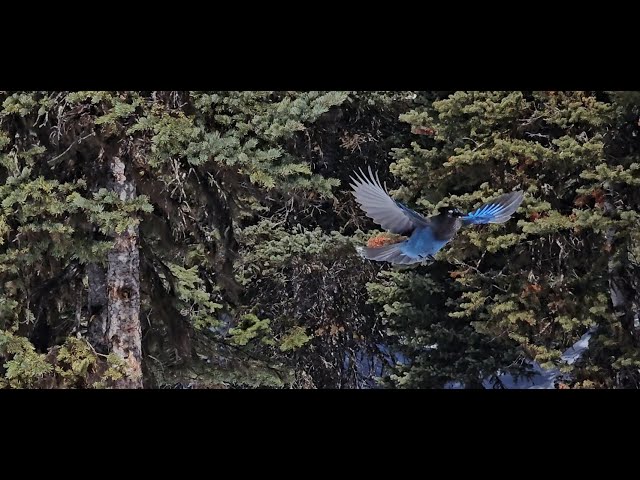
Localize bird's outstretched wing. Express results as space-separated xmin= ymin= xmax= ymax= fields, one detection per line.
xmin=462 ymin=190 xmax=524 ymax=225
xmin=350 ymin=166 xmax=429 ymax=235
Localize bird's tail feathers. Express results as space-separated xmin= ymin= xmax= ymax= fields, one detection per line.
xmin=356 ymin=241 xmax=418 ymax=265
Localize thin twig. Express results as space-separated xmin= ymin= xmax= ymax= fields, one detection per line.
xmin=48 ymin=132 xmax=96 ymax=166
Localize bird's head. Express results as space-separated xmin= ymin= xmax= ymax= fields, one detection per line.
xmin=438 ymin=206 xmax=463 ymax=218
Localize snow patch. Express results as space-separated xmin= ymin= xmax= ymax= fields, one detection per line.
xmin=446 ymin=328 xmax=596 ymax=389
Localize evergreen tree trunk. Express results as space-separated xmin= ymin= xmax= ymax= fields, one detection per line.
xmin=106 ymin=152 xmax=143 ymax=388
xmin=605 ymin=226 xmax=640 ymax=386
xmin=605 ymin=201 xmax=639 ymax=345
xmin=87 ymin=263 xmax=108 ymax=354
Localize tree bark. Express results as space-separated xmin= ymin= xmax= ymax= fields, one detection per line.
xmin=605 ymin=195 xmax=639 ymax=345
xmin=106 ymin=153 xmax=143 ymax=388
xmin=87 ymin=262 xmax=109 ymax=354
xmin=607 ymin=232 xmax=638 ymax=342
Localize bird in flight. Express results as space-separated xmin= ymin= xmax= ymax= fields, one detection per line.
xmin=350 ymin=167 xmax=524 ymax=265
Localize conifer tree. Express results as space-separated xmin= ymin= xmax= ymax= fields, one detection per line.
xmin=230 ymin=91 xmax=414 ymax=387
xmin=0 ymin=91 xmax=365 ymax=388
xmin=3 ymin=90 xmax=636 ymax=389
xmin=369 ymin=91 xmax=640 ymax=388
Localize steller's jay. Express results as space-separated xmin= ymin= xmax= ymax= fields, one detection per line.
xmin=351 ymin=167 xmax=524 ymax=265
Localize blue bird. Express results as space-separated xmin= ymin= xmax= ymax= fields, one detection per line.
xmin=350 ymin=167 xmax=524 ymax=265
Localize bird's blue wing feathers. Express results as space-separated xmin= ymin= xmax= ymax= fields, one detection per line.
xmin=395 ymin=200 xmax=430 ymax=226
xmin=462 ymin=190 xmax=524 ymax=225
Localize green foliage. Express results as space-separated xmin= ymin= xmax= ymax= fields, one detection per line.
xmin=0 ymin=330 xmax=53 ymax=388
xmin=167 ymin=262 xmax=223 ymax=330
xmin=229 ymin=314 xmax=274 ymax=346
xmin=279 ymin=326 xmax=311 ymax=352
xmin=235 ymin=218 xmax=389 ymax=388
xmin=128 ymin=91 xmax=344 ymax=196
xmin=51 ymin=337 xmax=127 ymax=388
xmin=69 ymin=189 xmax=154 ymax=235
xmin=0 ymin=90 xmax=362 ymax=388
xmin=3 ymin=90 xmax=638 ymax=389
xmin=377 ymin=91 xmax=640 ymax=388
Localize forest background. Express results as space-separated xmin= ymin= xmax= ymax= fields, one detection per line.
xmin=1 ymin=91 xmax=638 ymax=389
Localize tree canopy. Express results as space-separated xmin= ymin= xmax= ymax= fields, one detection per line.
xmin=1 ymin=91 xmax=638 ymax=389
